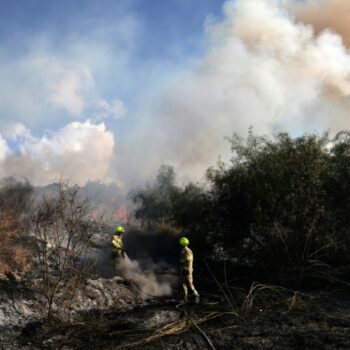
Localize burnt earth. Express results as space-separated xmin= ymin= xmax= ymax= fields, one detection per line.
xmin=12 ymin=290 xmax=350 ymax=349
xmin=1 ymin=274 xmax=349 ymax=349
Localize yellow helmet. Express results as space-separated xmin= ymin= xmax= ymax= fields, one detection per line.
xmin=179 ymin=237 xmax=189 ymax=246
xmin=116 ymin=226 xmax=125 ymax=233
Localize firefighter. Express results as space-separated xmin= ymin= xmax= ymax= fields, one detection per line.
xmin=179 ymin=236 xmax=200 ymax=303
xmin=112 ymin=225 xmax=125 ymax=270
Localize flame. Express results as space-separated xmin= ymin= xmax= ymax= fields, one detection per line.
xmin=114 ymin=205 xmax=128 ymax=223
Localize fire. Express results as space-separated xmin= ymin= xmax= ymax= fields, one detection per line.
xmin=114 ymin=205 xmax=128 ymax=223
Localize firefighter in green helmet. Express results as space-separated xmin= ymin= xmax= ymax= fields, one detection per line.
xmin=112 ymin=225 xmax=125 ymax=270
xmin=179 ymin=236 xmax=200 ymax=303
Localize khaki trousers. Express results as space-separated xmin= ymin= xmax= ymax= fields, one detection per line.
xmin=181 ymin=273 xmax=199 ymax=299
xmin=112 ymin=249 xmax=123 ymax=270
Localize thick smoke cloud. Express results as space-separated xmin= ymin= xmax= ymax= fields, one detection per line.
xmin=0 ymin=121 xmax=115 ymax=186
xmin=116 ymin=0 xmax=350 ymax=185
xmin=2 ymin=0 xmax=350 ymax=189
xmin=293 ymin=0 xmax=350 ymax=47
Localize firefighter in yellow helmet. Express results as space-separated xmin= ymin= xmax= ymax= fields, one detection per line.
xmin=112 ymin=225 xmax=125 ymax=270
xmin=179 ymin=236 xmax=200 ymax=303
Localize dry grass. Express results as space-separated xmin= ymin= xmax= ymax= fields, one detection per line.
xmin=120 ymin=311 xmax=221 ymax=349
xmin=50 ymin=307 xmax=224 ymax=349
xmin=239 ymin=282 xmax=290 ymax=314
xmin=0 ymin=182 xmax=34 ymax=275
xmin=0 ymin=209 xmax=32 ymax=274
xmin=0 ymin=233 xmax=33 ymax=274
xmin=0 ymin=209 xmax=33 ymax=275
xmin=204 ymin=261 xmax=309 ymax=316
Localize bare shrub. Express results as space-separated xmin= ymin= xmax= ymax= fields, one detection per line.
xmin=31 ymin=181 xmax=101 ymax=320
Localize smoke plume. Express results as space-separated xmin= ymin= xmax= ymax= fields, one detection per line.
xmin=93 ymin=240 xmax=176 ymax=299
xmin=293 ymin=0 xmax=350 ymax=47
xmin=117 ymin=0 xmax=350 ymax=185
xmin=118 ymin=257 xmax=176 ymax=299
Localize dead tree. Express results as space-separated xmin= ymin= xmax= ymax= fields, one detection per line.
xmin=31 ymin=181 xmax=100 ymax=320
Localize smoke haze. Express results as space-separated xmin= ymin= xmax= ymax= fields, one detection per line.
xmin=1 ymin=0 xmax=350 ymax=188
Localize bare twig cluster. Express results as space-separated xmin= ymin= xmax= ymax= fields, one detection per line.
xmin=31 ymin=181 xmax=100 ymax=320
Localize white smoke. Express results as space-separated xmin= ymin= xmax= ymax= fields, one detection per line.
xmin=0 ymin=120 xmax=115 ymax=186
xmin=91 ymin=241 xmax=176 ymax=298
xmin=117 ymin=0 xmax=350 ymax=185
xmin=47 ymin=63 xmax=94 ymax=116
xmin=118 ymin=257 xmax=175 ymax=299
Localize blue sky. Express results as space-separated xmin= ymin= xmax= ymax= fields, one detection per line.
xmin=0 ymin=0 xmax=225 ymax=137
xmin=0 ymin=0 xmax=223 ymax=58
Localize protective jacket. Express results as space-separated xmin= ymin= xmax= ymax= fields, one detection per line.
xmin=111 ymin=234 xmax=123 ymax=252
xmin=179 ymin=245 xmax=199 ymax=300
xmin=179 ymin=246 xmax=193 ymax=276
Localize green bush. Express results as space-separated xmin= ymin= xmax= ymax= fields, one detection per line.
xmin=131 ymin=130 xmax=350 ymax=285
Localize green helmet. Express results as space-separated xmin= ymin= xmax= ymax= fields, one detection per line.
xmin=179 ymin=237 xmax=189 ymax=246
xmin=116 ymin=225 xmax=125 ymax=233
